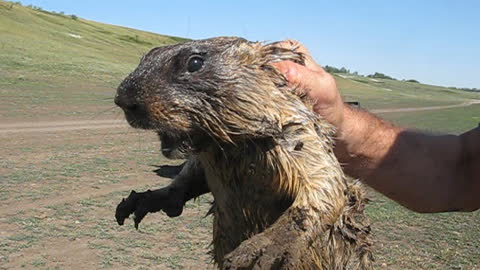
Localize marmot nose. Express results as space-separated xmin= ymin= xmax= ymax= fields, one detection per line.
xmin=115 ymin=78 xmax=140 ymax=111
xmin=114 ymin=94 xmax=138 ymax=111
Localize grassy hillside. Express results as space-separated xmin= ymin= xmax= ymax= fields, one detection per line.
xmin=0 ymin=1 xmax=187 ymax=120
xmin=336 ymin=74 xmax=480 ymax=109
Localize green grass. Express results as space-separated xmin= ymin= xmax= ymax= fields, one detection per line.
xmin=380 ymin=104 xmax=480 ymax=134
xmin=0 ymin=0 xmax=187 ymax=120
xmin=366 ymin=192 xmax=480 ymax=269
xmin=336 ymin=74 xmax=480 ymax=110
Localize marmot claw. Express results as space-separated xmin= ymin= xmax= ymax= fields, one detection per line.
xmin=115 ymin=187 xmax=184 ymax=229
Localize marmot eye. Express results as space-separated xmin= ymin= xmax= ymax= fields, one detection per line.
xmin=187 ymin=56 xmax=204 ymax=73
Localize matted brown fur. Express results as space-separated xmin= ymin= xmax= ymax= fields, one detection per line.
xmin=116 ymin=37 xmax=373 ymax=269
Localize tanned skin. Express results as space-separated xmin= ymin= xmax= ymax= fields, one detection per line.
xmin=272 ymin=40 xmax=480 ymax=213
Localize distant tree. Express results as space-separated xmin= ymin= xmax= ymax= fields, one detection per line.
xmin=324 ymin=65 xmax=353 ymax=74
xmin=367 ymin=72 xmax=396 ymax=80
xmin=70 ymin=14 xmax=78 ymax=20
xmin=324 ymin=65 xmax=340 ymax=73
xmin=460 ymin=87 xmax=479 ymax=92
xmin=448 ymin=86 xmax=479 ymax=92
xmin=405 ymin=79 xmax=419 ymax=83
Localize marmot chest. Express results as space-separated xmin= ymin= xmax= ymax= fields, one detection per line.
xmin=199 ymin=148 xmax=292 ymax=234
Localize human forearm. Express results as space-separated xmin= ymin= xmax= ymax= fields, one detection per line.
xmin=335 ymin=105 xmax=478 ymax=212
xmin=458 ymin=126 xmax=480 ymax=211
xmin=334 ymin=104 xmax=402 ymax=175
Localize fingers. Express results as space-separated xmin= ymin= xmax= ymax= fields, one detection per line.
xmin=271 ymin=59 xmax=343 ymax=126
xmin=275 ymin=39 xmax=324 ymax=72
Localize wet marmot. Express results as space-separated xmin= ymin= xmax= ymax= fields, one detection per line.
xmin=114 ymin=37 xmax=373 ymax=269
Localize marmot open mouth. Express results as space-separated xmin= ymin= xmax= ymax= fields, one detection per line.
xmin=157 ymin=132 xmax=194 ymax=160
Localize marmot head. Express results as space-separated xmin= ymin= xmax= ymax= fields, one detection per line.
xmin=115 ymin=37 xmax=313 ymax=159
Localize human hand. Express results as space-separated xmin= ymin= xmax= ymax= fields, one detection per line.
xmin=272 ymin=40 xmax=345 ymax=128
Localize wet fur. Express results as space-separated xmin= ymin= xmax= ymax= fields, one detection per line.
xmin=116 ymin=37 xmax=373 ymax=269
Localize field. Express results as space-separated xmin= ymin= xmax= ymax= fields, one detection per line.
xmin=1 ymin=2 xmax=479 ymax=269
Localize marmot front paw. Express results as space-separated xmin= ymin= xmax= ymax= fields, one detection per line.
xmin=115 ymin=187 xmax=185 ymax=229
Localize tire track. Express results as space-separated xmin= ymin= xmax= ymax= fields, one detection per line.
xmin=371 ymin=100 xmax=480 ymax=114
xmin=1 ymin=100 xmax=478 ymax=134
xmin=0 ymin=119 xmax=129 ymax=134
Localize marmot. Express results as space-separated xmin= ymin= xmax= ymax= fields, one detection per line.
xmin=115 ymin=37 xmax=373 ymax=269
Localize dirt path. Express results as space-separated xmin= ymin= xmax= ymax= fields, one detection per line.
xmin=1 ymin=100 xmax=479 ymax=134
xmin=0 ymin=119 xmax=129 ymax=134
xmin=371 ymin=100 xmax=480 ymax=114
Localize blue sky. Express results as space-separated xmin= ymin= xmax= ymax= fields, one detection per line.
xmin=19 ymin=0 xmax=480 ymax=88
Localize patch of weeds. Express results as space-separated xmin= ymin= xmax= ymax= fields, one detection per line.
xmin=88 ymin=242 xmax=112 ymax=252
xmin=159 ymin=254 xmax=183 ymax=269
xmin=93 ymin=242 xmax=133 ymax=268
xmin=7 ymin=233 xmax=38 ymax=247
xmin=46 ymin=204 xmax=78 ymax=218
xmin=0 ymin=188 xmax=9 ymax=201
xmin=19 ymin=147 xmax=33 ymax=152
xmin=140 ymin=251 xmax=161 ymax=261
xmin=30 ymin=258 xmax=46 ymax=267
xmin=4 ymin=216 xmax=44 ymax=253
xmin=178 ymin=239 xmax=195 ymax=253
xmin=118 ymin=35 xmax=153 ymax=46
xmin=79 ymin=198 xmax=108 ymax=208
xmin=7 ymin=168 xmax=51 ymax=184
xmin=122 ymin=239 xmax=153 ymax=249
xmin=99 ymin=257 xmax=113 ymax=268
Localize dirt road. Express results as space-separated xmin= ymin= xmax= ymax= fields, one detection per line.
xmin=0 ymin=119 xmax=129 ymax=134
xmin=370 ymin=100 xmax=480 ymax=114
xmin=1 ymin=100 xmax=479 ymax=134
